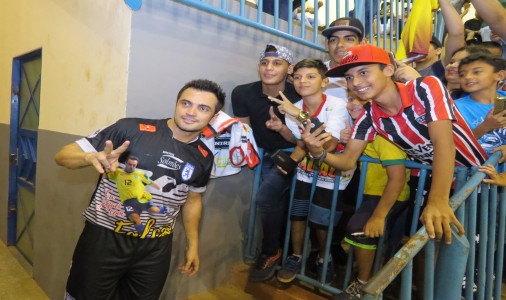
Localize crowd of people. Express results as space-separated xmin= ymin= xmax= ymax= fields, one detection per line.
xmin=54 ymin=0 xmax=506 ymax=299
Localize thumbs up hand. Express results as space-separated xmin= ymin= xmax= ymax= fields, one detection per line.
xmin=340 ymin=120 xmax=352 ymax=144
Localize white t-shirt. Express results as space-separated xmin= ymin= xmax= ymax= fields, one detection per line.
xmin=285 ymin=94 xmax=352 ymax=190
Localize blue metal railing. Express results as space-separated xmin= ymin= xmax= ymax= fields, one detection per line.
xmin=245 ymin=149 xmax=505 ymax=299
xmin=172 ymin=0 xmax=421 ymax=53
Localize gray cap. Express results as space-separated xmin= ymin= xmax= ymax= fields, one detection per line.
xmin=259 ymin=43 xmax=295 ymax=64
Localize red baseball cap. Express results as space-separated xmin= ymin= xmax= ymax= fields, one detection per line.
xmin=326 ymin=44 xmax=391 ymax=77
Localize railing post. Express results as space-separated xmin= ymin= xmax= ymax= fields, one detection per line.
xmin=354 ymin=0 xmax=365 ymax=25
xmin=244 ymin=148 xmax=264 ymax=261
xmin=434 ymin=227 xmax=470 ymax=299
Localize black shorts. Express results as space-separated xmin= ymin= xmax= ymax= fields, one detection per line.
xmin=344 ymin=195 xmax=409 ymax=250
xmin=123 ymin=198 xmax=153 ymax=217
xmin=65 ymin=221 xmax=173 ymax=300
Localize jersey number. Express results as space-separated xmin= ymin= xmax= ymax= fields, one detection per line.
xmin=124 ymin=179 xmax=132 ymax=186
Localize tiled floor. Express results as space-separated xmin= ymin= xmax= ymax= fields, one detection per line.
xmin=187 ymin=264 xmax=329 ymax=300
xmin=3 ymin=238 xmax=505 ymax=300
xmin=0 ymin=240 xmax=48 ymax=300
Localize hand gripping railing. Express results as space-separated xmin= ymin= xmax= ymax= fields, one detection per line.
xmin=361 ymin=151 xmax=503 ymax=300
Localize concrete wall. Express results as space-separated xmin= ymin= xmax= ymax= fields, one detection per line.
xmin=0 ymin=0 xmax=132 ymax=237
xmin=126 ymin=1 xmax=325 ymax=298
xmin=126 ymin=0 xmax=326 ymax=118
xmin=0 ymin=0 xmax=132 ymax=298
xmin=0 ymin=0 xmax=327 ymax=299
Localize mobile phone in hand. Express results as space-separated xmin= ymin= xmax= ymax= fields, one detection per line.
xmin=270 ymin=149 xmax=297 ymax=174
xmin=494 ymin=95 xmax=506 ymax=114
xmin=302 ymin=117 xmax=326 ymax=133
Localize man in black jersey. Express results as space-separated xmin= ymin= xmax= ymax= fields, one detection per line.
xmin=55 ymin=79 xmax=225 ymax=300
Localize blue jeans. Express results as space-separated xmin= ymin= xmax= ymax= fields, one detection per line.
xmin=256 ymin=155 xmax=292 ymax=255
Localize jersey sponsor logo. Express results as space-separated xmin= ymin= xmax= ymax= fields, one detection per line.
xmin=114 ymin=218 xmax=174 ymax=238
xmin=415 ymin=114 xmax=426 ymax=124
xmin=214 ymin=136 xmax=230 ymax=149
xmin=230 ymin=146 xmax=245 ymax=166
xmin=341 ymin=52 xmax=358 ymax=64
xmin=139 ymin=124 xmax=157 ymax=132
xmin=181 ymin=162 xmax=195 ymax=181
xmin=198 ymin=145 xmax=209 ymax=157
xmin=405 ymin=144 xmax=434 ymax=160
xmin=157 ymin=151 xmax=183 ymax=170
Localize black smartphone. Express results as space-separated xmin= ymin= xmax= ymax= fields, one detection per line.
xmin=302 ymin=117 xmax=325 ymax=133
xmin=494 ymin=95 xmax=506 ymax=114
xmin=270 ymin=149 xmax=297 ymax=173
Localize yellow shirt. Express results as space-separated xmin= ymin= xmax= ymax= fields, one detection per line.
xmin=106 ymin=169 xmax=153 ymax=203
xmin=362 ymin=136 xmax=410 ymax=201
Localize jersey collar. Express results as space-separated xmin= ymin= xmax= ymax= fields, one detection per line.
xmin=371 ymin=82 xmax=413 ymax=118
xmin=303 ymin=94 xmax=327 ymax=118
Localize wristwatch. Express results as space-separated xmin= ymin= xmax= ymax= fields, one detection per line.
xmin=308 ymin=149 xmax=327 ymax=165
xmin=297 ymin=110 xmax=310 ymax=123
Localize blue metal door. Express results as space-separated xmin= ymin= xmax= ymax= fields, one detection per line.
xmin=8 ymin=49 xmax=42 ymax=264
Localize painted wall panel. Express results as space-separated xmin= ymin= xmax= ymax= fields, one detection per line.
xmin=0 ymin=0 xmax=131 ymax=134
xmin=127 ymin=0 xmax=327 ymax=118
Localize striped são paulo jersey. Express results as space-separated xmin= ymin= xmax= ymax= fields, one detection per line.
xmin=351 ymin=76 xmax=487 ymax=167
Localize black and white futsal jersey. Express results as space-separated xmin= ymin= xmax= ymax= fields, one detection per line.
xmin=76 ymin=118 xmax=213 ymax=238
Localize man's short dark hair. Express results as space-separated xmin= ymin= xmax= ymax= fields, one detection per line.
xmin=293 ymin=59 xmax=328 ymax=78
xmin=481 ymin=41 xmax=503 ymax=57
xmin=177 ymin=79 xmax=226 ymax=113
xmin=450 ymin=45 xmax=491 ymax=58
xmin=126 ymin=155 xmax=139 ymax=162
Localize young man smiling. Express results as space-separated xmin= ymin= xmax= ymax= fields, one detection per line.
xmin=301 ymin=44 xmax=487 ymax=247
xmin=55 ymin=79 xmax=225 ymax=300
xmin=231 ymin=43 xmax=299 ymax=282
xmin=321 ymin=17 xmax=365 ymax=100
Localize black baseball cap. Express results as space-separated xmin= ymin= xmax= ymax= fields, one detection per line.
xmin=322 ymin=17 xmax=364 ymax=40
xmin=430 ymin=35 xmax=443 ymax=49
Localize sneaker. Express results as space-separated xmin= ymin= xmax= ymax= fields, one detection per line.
xmin=317 ymin=260 xmax=335 ymax=284
xmin=277 ymin=255 xmax=302 ymax=283
xmin=332 ymin=279 xmax=364 ymax=300
xmin=248 ymin=249 xmax=281 ymax=282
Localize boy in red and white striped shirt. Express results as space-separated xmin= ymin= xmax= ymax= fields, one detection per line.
xmin=300 ymin=44 xmax=487 ymax=245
